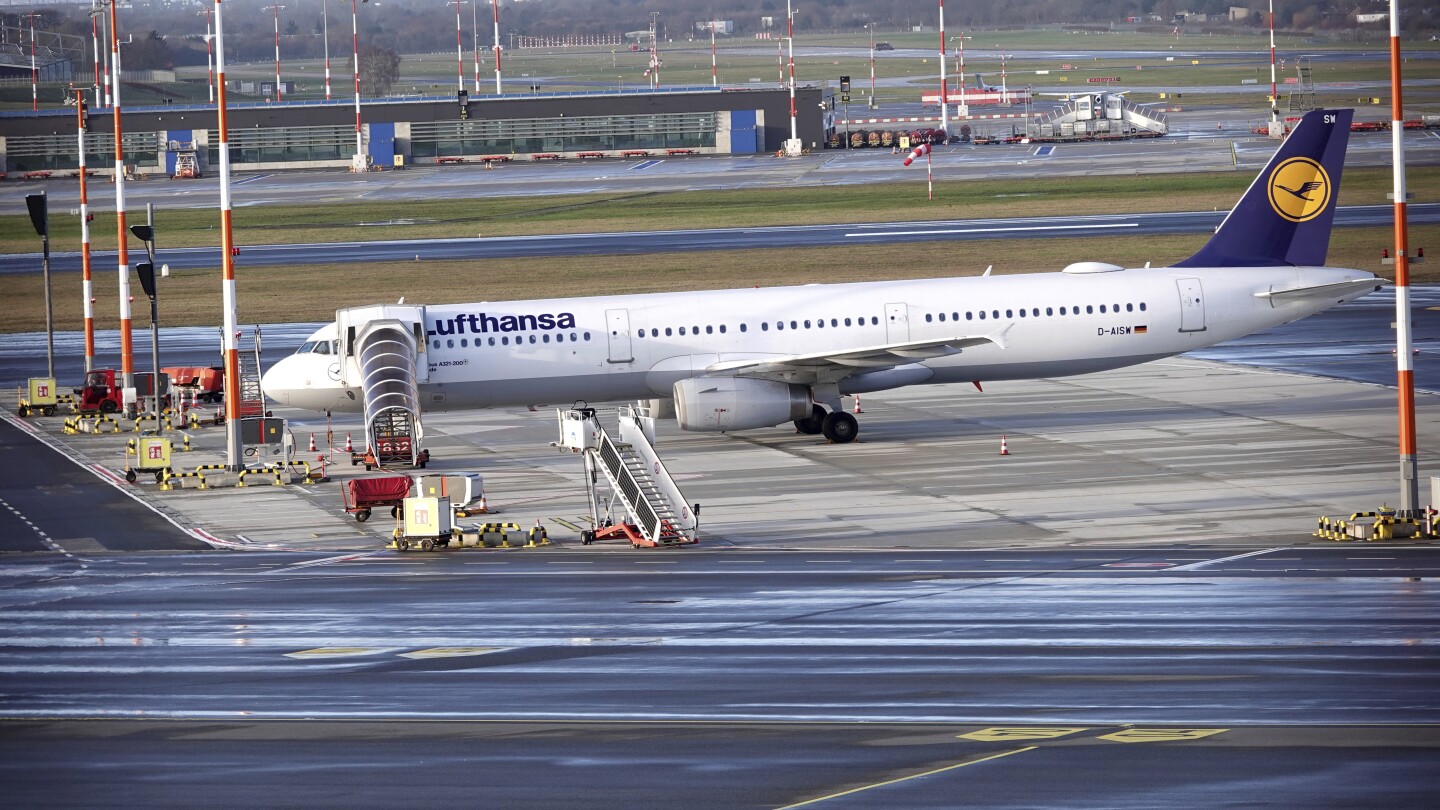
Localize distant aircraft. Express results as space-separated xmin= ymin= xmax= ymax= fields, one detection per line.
xmin=264 ymin=109 xmax=1379 ymax=445
xmin=1037 ymin=88 xmax=1132 ymax=102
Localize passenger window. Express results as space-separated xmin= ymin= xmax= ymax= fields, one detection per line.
xmin=1140 ymin=302 xmax=1148 ymax=312
xmin=432 ymin=340 xmax=441 ymax=349
xmin=502 ymin=337 xmax=509 ymax=345
xmin=679 ymin=327 xmax=686 ymax=335
xmin=739 ymin=324 xmax=746 ymax=332
xmin=816 ymin=319 xmax=824 ymax=329
xmin=461 ymin=338 xmax=469 ymax=347
xmin=719 ymin=325 xmax=727 ymax=334
xmin=992 ymin=310 xmax=999 ymax=319
xmin=1100 ymin=305 xmax=1107 ymax=313
xmin=761 ymin=323 xmax=768 ymax=331
xmin=844 ymin=318 xmax=852 ymax=326
xmin=446 ymin=339 xmax=454 ymax=348
xmin=542 ymin=334 xmax=550 ymax=343
xmin=966 ymin=312 xmax=973 ymax=320
xmin=706 ymin=326 xmax=713 ymax=334
xmin=571 ymin=332 xmax=579 ymax=341
xmin=528 ymin=335 xmax=536 ymax=344
xmin=791 ymin=321 xmax=798 ymax=330
xmin=638 ymin=329 xmax=646 ymax=338
xmin=1060 ymin=307 xmax=1067 ymax=315
xmin=1006 ymin=309 xmax=1014 ymax=318
xmin=1019 ymin=310 xmax=1026 ymax=318
xmin=1126 ymin=303 xmax=1134 ymax=312
xmin=830 ymin=319 xmax=838 ymax=327
xmin=1032 ymin=308 xmax=1039 ymax=317
xmin=926 ymin=314 xmax=934 ymax=323
xmin=1046 ymin=307 xmax=1053 ymax=316
xmin=871 ymin=317 xmax=879 ymax=326
xmin=584 ymin=332 xmax=591 ymax=341
xmin=978 ymin=311 xmax=987 ymax=320
xmin=777 ymin=322 xmax=785 ymax=331
xmin=1086 ymin=305 xmax=1094 ymax=314
xmin=488 ymin=337 xmax=495 ymax=346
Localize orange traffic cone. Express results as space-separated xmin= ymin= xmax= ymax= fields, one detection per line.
xmin=308 ymin=433 xmax=317 ymax=452
xmin=999 ymin=434 xmax=1010 ymax=456
xmin=476 ymin=494 xmax=489 ymax=514
xmin=344 ymin=433 xmax=353 ymax=453
xmin=853 ymin=396 xmax=864 ymax=414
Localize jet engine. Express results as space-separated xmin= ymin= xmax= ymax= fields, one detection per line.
xmin=673 ymin=377 xmax=811 ymax=432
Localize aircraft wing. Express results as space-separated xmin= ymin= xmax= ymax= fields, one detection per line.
xmin=704 ymin=329 xmax=1009 ymax=385
xmin=1254 ymin=278 xmax=1385 ymax=303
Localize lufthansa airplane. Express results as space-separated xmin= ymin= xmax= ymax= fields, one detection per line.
xmin=263 ymin=108 xmax=1381 ymax=444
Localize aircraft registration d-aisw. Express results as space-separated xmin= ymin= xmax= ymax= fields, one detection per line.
xmin=263 ymin=108 xmax=1381 ymax=445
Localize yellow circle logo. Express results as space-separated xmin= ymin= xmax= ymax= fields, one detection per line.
xmin=1268 ymin=157 xmax=1331 ymax=223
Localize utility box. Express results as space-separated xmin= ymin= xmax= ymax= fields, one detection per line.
xmin=782 ymin=138 xmax=803 ymax=157
xmin=27 ymin=377 xmax=58 ymax=408
xmin=402 ymin=496 xmax=452 ymax=538
xmin=1432 ymin=477 xmax=1440 ymax=510
xmin=240 ymin=416 xmax=286 ymax=446
xmin=137 ymin=436 xmax=172 ymax=471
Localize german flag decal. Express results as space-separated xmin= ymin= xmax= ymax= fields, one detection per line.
xmin=1134 ymin=325 xmax=1149 ymax=334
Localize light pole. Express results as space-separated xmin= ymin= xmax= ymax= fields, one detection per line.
xmin=28 ymin=11 xmax=39 ymax=111
xmin=448 ymin=0 xmax=467 ymax=93
xmin=267 ymin=3 xmax=286 ymax=101
xmin=214 ymin=0 xmax=243 ymax=469
xmin=785 ymin=0 xmax=796 ymax=143
xmin=710 ymin=22 xmax=717 ymax=87
xmin=936 ymin=0 xmax=949 ymax=141
xmin=130 ymin=210 xmax=162 ymax=416
xmin=107 ymin=0 xmax=135 ymax=397
xmin=199 ymin=7 xmax=214 ymax=102
xmin=322 ymin=0 xmax=331 ymax=99
xmin=23 ymin=192 xmax=53 ymax=377
xmin=491 ymin=0 xmax=503 ymax=94
xmin=90 ymin=8 xmax=101 ymax=106
xmin=470 ymin=0 xmax=479 ymax=94
xmin=866 ymin=22 xmax=876 ymax=109
xmin=350 ymin=0 xmax=364 ymax=170
xmin=952 ymin=33 xmax=968 ymax=120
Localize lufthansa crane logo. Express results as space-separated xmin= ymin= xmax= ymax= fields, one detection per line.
xmin=1267 ymin=157 xmax=1331 ymax=223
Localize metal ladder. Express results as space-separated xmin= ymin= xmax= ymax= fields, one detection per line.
xmin=236 ymin=327 xmax=265 ymax=418
xmin=562 ymin=406 xmax=697 ymax=547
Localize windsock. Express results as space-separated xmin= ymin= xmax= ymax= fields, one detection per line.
xmin=902 ymin=142 xmax=931 ymax=166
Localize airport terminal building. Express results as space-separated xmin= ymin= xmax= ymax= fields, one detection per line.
xmin=0 ymin=85 xmax=825 ymax=175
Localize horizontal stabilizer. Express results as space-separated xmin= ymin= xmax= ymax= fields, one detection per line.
xmin=1254 ymin=278 xmax=1385 ymax=303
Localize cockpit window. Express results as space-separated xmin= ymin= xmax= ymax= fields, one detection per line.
xmin=297 ymin=341 xmax=317 ymax=354
xmin=313 ymin=341 xmax=331 ymax=355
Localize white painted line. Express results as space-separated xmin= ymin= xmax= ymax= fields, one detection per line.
xmin=846 ymin=223 xmax=1138 ymax=239
xmin=1168 ymin=546 xmax=1287 ymax=571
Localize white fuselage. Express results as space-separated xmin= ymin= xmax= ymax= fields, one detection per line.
xmin=262 ymin=263 xmax=1379 ymax=416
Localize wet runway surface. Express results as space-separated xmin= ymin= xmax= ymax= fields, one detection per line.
xmin=2 ymin=547 xmax=1438 ymax=807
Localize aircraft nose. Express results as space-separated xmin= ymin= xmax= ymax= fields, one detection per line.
xmin=260 ymin=357 xmax=302 ymax=406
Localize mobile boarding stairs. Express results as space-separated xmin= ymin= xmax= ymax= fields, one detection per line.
xmin=558 ymin=405 xmax=699 ymax=548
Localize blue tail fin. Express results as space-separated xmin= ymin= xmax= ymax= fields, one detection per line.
xmin=1175 ymin=108 xmax=1352 ymax=268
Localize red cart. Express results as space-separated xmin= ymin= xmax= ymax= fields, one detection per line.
xmin=343 ymin=475 xmax=412 ymax=522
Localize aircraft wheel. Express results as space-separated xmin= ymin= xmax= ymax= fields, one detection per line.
xmin=794 ymin=404 xmax=826 ymax=435
xmin=821 ymin=411 xmax=859 ymax=444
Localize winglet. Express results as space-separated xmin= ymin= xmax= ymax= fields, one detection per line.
xmin=1174 ymin=108 xmax=1352 ymax=268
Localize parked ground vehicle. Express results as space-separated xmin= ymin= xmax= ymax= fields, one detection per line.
xmin=342 ymin=475 xmax=412 ymax=522
xmin=163 ymin=366 xmax=224 ymax=404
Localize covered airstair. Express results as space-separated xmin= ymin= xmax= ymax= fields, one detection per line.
xmin=337 ymin=306 xmax=429 ymax=469
xmin=559 ymin=405 xmax=698 ymax=548
xmin=1033 ymin=93 xmax=1168 ymax=138
xmin=236 ymin=326 xmax=266 ymax=418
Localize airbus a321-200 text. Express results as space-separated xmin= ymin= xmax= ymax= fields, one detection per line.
xmin=263 ymin=108 xmax=1382 ymax=446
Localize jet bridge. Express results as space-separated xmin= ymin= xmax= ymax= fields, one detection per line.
xmin=337 ymin=306 xmax=430 ymax=469
xmin=558 ymin=405 xmax=698 ymax=548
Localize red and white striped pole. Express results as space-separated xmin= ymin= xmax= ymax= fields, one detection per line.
xmin=269 ymin=2 xmax=285 ymax=101
xmin=1388 ymin=0 xmax=1419 ymax=515
xmin=710 ymin=23 xmax=717 ymax=87
xmin=937 ymin=0 xmax=948 ymax=139
xmin=76 ymin=94 xmax=95 ymax=374
xmin=1267 ymin=0 xmax=1277 ymax=121
xmin=449 ymin=0 xmax=466 ymax=93
xmin=110 ymin=0 xmax=133 ymax=394
xmin=490 ymin=0 xmax=503 ymax=93
xmin=321 ymin=0 xmax=331 ymax=100
xmin=351 ymin=0 xmax=363 ymax=166
xmin=786 ymin=0 xmax=796 ymax=142
xmin=29 ymin=13 xmax=38 ymax=111
xmin=215 ymin=0 xmax=243 ymax=470
xmin=91 ymin=13 xmax=100 ymax=107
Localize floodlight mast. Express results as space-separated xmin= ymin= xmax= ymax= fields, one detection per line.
xmin=267 ymin=3 xmax=286 ymax=101
xmin=107 ymin=0 xmax=134 ymax=395
xmin=322 ymin=0 xmax=331 ymax=99
xmin=448 ymin=0 xmax=467 ymax=93
xmin=491 ymin=0 xmax=502 ymax=94
xmin=215 ymin=0 xmax=244 ymax=470
xmin=1388 ymin=0 xmax=1420 ymax=515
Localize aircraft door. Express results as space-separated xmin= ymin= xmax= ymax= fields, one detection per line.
xmin=1176 ymin=278 xmax=1206 ymax=333
xmin=885 ymin=303 xmax=910 ymax=343
xmin=605 ymin=309 xmax=634 ymax=363
xmin=1104 ymin=94 xmax=1123 ymax=120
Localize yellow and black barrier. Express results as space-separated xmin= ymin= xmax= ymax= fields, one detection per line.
xmin=160 ymin=469 xmax=207 ymax=491
xmin=526 ymin=523 xmax=551 ymax=547
xmin=237 ymin=466 xmax=284 ymax=487
xmin=65 ymin=414 xmax=121 ymax=435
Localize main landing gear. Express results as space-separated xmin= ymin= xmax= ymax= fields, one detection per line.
xmin=794 ymin=404 xmax=859 ymax=444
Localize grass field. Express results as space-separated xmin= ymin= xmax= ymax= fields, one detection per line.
xmin=3 ymin=166 xmax=1436 ymax=256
